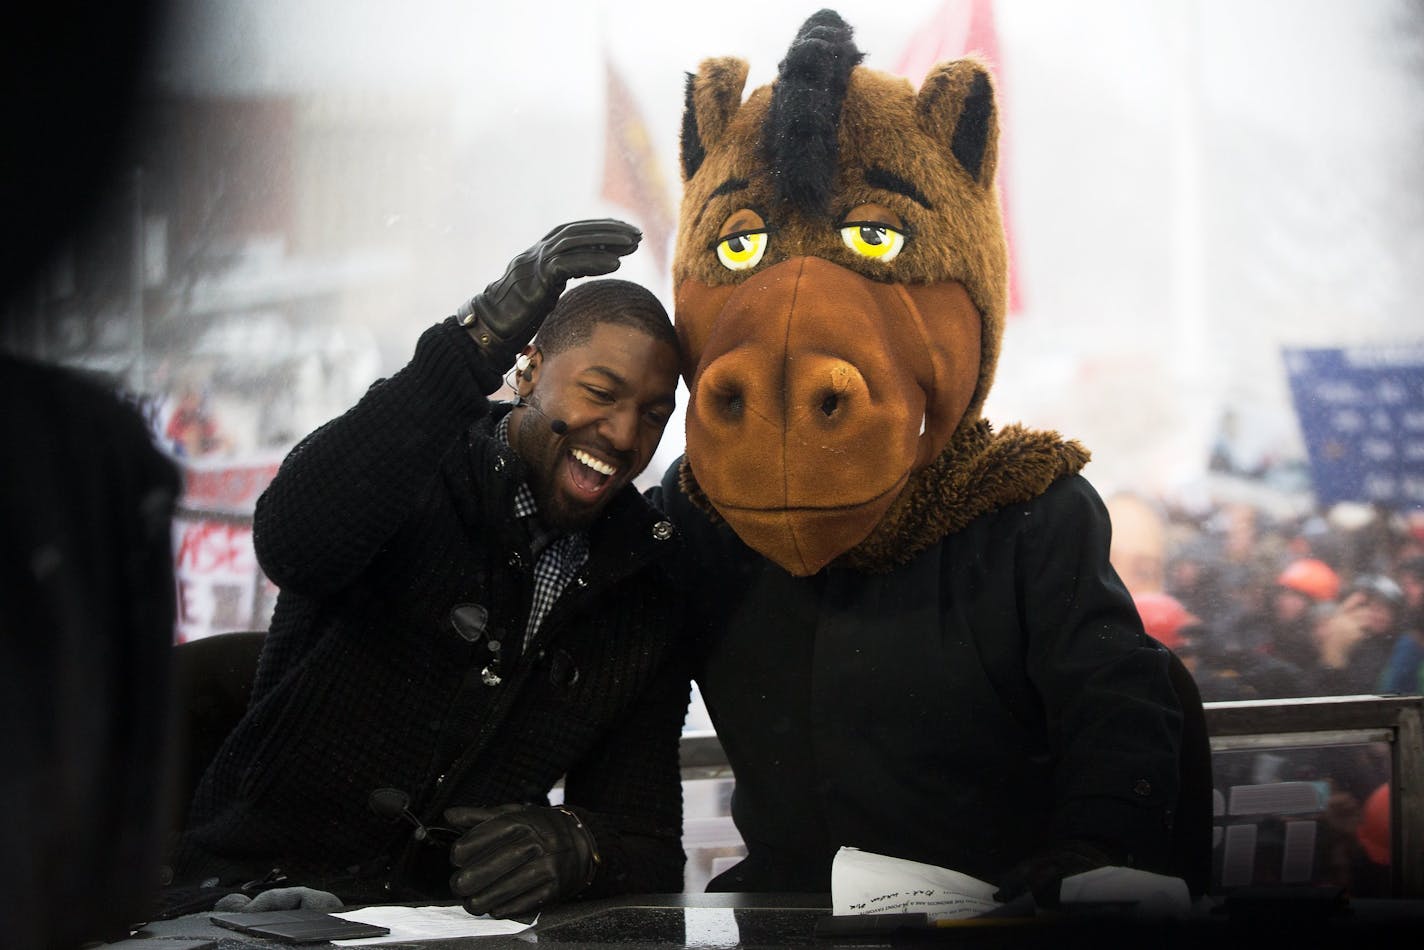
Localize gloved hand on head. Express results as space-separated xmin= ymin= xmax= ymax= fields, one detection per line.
xmin=446 ymin=803 xmax=600 ymax=919
xmin=457 ymin=219 xmax=641 ymax=369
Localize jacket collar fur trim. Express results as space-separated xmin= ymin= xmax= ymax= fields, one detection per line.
xmin=678 ymin=418 xmax=1090 ymax=574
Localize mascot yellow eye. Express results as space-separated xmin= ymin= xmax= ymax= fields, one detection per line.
xmin=840 ymin=223 xmax=905 ymax=261
xmin=716 ymin=230 xmax=769 ymax=271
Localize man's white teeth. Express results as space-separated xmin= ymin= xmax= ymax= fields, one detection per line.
xmin=571 ymin=448 xmax=616 ymax=476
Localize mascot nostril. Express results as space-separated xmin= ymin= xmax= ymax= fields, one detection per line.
xmin=660 ymin=7 xmax=1203 ymax=902
xmin=798 ymin=359 xmax=866 ymax=429
xmin=694 ymin=351 xmax=778 ymax=434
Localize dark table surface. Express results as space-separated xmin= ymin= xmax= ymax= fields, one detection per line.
xmin=112 ymin=892 xmax=1424 ymax=949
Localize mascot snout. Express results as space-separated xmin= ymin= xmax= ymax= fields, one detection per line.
xmin=680 ymin=256 xmax=981 ymax=575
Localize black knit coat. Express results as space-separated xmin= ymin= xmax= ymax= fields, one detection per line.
xmin=172 ymin=318 xmax=689 ymax=903
xmin=661 ymin=463 xmax=1183 ymax=893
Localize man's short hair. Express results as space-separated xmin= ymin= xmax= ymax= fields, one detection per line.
xmin=534 ymin=279 xmax=676 ymax=359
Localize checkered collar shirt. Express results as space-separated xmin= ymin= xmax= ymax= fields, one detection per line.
xmin=496 ymin=410 xmax=590 ymax=647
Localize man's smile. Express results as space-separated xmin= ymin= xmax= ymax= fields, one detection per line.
xmin=565 ymin=446 xmax=623 ymax=498
xmin=571 ymin=447 xmax=617 ymax=478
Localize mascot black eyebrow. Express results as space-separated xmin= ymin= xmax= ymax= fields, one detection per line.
xmin=658 ymin=9 xmax=1210 ymax=902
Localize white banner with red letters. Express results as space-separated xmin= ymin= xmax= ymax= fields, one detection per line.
xmin=171 ymin=453 xmax=283 ymax=643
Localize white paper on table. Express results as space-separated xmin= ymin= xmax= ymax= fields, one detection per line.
xmin=831 ymin=846 xmax=1001 ymax=922
xmin=330 ymin=904 xmax=537 ymax=945
xmin=1059 ymin=866 xmax=1191 ymax=918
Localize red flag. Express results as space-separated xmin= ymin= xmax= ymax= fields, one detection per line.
xmin=601 ymin=57 xmax=676 ymax=275
xmin=894 ymin=0 xmax=1024 ymax=315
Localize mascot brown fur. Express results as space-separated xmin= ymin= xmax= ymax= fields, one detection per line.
xmin=672 ymin=12 xmax=1086 ymax=578
xmin=659 ymin=9 xmax=1209 ymax=900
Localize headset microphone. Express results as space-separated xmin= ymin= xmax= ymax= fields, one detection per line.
xmin=516 ymin=398 xmax=567 ymax=435
xmin=367 ymin=787 xmax=458 ymax=844
xmin=523 ymin=399 xmax=570 ymax=434
xmin=513 ymin=353 xmax=568 ymax=434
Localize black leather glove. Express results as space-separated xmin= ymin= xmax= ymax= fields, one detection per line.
xmin=993 ymin=839 xmax=1120 ymax=907
xmin=457 ymin=219 xmax=642 ymax=368
xmin=446 ymin=803 xmax=600 ymax=918
xmin=212 ymin=886 xmax=343 ymax=913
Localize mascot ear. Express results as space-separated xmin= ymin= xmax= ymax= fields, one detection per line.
xmin=680 ymin=56 xmax=749 ymax=181
xmin=916 ymin=58 xmax=999 ymax=187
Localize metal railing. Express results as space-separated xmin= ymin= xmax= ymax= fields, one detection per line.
xmin=679 ymin=695 xmax=1424 ymax=897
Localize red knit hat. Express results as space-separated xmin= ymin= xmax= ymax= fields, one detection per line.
xmin=1133 ymin=592 xmax=1198 ymax=651
xmin=1357 ymin=783 xmax=1391 ymax=865
xmin=1276 ymin=558 xmax=1341 ymax=602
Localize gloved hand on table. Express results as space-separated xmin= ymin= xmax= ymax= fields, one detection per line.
xmin=446 ymin=803 xmax=600 ymax=918
xmin=212 ymin=885 xmax=343 ymax=913
xmin=993 ymin=839 xmax=1121 ymax=907
xmin=457 ymin=219 xmax=642 ymax=369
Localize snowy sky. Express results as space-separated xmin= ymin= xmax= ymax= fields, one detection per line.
xmin=144 ymin=0 xmax=1424 ymax=497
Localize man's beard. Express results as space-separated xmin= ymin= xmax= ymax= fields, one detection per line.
xmin=531 ymin=471 xmax=601 ymax=533
xmin=523 ymin=429 xmax=602 ymax=533
xmin=517 ymin=410 xmax=625 ymax=533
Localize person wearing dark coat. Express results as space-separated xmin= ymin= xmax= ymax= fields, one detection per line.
xmin=659 ymin=12 xmax=1192 ymax=904
xmin=662 ymin=464 xmax=1182 ymax=894
xmin=2 ymin=356 xmax=181 ymax=949
xmin=168 ymin=220 xmax=690 ymax=918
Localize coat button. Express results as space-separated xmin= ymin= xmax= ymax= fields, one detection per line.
xmin=449 ymin=603 xmax=489 ymax=643
xmin=651 ymin=520 xmax=673 ymax=540
xmin=507 ymin=552 xmax=524 ymax=569
xmin=1133 ymin=779 xmax=1153 ymax=797
xmin=493 ymin=456 xmax=506 ymax=474
xmin=574 ymin=575 xmax=588 ymax=588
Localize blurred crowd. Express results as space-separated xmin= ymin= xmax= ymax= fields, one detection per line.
xmin=1116 ymin=496 xmax=1418 ymax=892
xmin=1122 ymin=496 xmax=1424 ymax=701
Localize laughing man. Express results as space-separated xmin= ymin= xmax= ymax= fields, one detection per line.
xmin=168 ymin=220 xmax=689 ymax=919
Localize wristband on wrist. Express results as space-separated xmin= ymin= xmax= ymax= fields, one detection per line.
xmin=455 ymin=298 xmax=497 ymax=346
xmin=553 ymin=805 xmax=602 ymax=891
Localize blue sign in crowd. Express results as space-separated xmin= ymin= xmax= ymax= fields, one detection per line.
xmin=1284 ymin=344 xmax=1424 ymax=509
